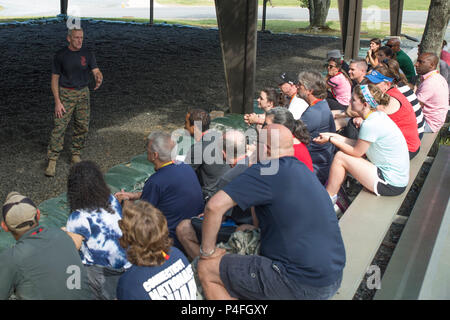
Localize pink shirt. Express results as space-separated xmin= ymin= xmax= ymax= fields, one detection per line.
xmin=328 ymin=72 xmax=351 ymax=106
xmin=416 ymin=70 xmax=449 ymax=132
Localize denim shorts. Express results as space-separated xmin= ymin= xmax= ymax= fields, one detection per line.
xmin=219 ymin=254 xmax=342 ymax=300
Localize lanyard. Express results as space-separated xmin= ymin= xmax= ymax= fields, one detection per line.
xmin=158 ymin=161 xmax=174 ymax=170
xmin=364 ymin=110 xmax=375 ymax=120
xmin=31 ymin=227 xmax=44 ymax=236
xmin=422 ymin=70 xmax=439 ymax=81
xmin=310 ymin=99 xmax=323 ymax=106
xmin=232 ymin=155 xmax=247 ymax=167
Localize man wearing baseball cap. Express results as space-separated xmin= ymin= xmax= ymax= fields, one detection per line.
xmin=278 ymin=71 xmax=309 ymax=119
xmin=0 ymin=192 xmax=92 ymax=299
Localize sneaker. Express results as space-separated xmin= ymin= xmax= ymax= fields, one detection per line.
xmin=330 ymin=194 xmax=338 ymax=205
xmin=45 ymin=159 xmax=56 ymax=177
xmin=71 ymin=155 xmax=81 ymax=164
xmin=330 ymin=194 xmax=342 ymax=217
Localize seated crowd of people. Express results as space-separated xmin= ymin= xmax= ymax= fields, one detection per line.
xmin=1 ymin=38 xmax=449 ymax=301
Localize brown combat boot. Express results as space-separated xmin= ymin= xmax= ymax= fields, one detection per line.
xmin=71 ymin=155 xmax=81 ymax=165
xmin=45 ymin=159 xmax=56 ymax=177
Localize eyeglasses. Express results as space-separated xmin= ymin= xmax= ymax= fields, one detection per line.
xmin=2 ymin=197 xmax=36 ymax=221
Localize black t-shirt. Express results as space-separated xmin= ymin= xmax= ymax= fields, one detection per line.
xmin=52 ymin=46 xmax=98 ymax=89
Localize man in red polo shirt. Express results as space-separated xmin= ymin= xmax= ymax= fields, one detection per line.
xmin=45 ymin=28 xmax=103 ymax=177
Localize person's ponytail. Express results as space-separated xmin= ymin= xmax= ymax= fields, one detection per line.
xmin=293 ymin=120 xmax=311 ymax=145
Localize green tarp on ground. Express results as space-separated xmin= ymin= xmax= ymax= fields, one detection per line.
xmin=211 ymin=114 xmax=248 ymax=132
xmin=38 ymin=193 xmax=70 ymax=228
xmin=0 ymin=113 xmax=248 ymax=254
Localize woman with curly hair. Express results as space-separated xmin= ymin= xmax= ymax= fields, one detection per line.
xmin=116 ymin=201 xmax=196 ymax=300
xmin=314 ymin=84 xmax=409 ymax=202
xmin=64 ymin=160 xmax=129 ymax=299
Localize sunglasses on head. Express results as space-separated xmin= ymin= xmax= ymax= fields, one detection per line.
xmin=2 ymin=197 xmax=36 ymax=221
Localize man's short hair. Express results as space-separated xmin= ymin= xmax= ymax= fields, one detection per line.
xmin=422 ymin=52 xmax=439 ymax=68
xmin=147 ymin=131 xmax=175 ymax=162
xmin=188 ymin=109 xmax=210 ymax=132
xmin=350 ymin=58 xmax=368 ymax=73
xmin=297 ymin=71 xmax=328 ymax=99
xmin=222 ymin=129 xmax=247 ymax=162
xmin=2 ymin=192 xmax=38 ymax=233
xmin=67 ymin=28 xmax=83 ymax=37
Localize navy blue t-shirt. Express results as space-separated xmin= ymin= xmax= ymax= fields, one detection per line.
xmin=222 ymin=156 xmax=346 ymax=287
xmin=116 ymin=247 xmax=197 ymax=300
xmin=141 ymin=162 xmax=204 ymax=248
xmin=52 ymin=47 xmax=98 ymax=89
xmin=300 ymin=100 xmax=336 ymax=184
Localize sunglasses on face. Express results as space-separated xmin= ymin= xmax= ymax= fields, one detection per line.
xmin=327 ymin=65 xmax=337 ymax=69
xmin=2 ymin=197 xmax=36 ymax=221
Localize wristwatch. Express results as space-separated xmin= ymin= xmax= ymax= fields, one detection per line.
xmin=200 ymin=246 xmax=216 ymax=257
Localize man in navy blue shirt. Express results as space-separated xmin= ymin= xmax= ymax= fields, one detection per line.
xmin=297 ymin=71 xmax=336 ymax=184
xmin=115 ymin=131 xmax=205 ymax=250
xmin=197 ymin=124 xmax=345 ymax=300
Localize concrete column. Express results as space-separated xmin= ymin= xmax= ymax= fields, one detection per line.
xmin=390 ymin=0 xmax=404 ymax=36
xmin=214 ymin=0 xmax=258 ymax=114
xmin=60 ymin=0 xmax=68 ymax=16
xmin=338 ymin=0 xmax=362 ymax=60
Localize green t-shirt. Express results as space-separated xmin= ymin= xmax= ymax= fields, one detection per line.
xmin=0 ymin=225 xmax=92 ymax=300
xmin=396 ymin=50 xmax=416 ymax=83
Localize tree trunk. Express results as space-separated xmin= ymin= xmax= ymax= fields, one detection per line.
xmin=420 ymin=0 xmax=450 ymax=56
xmin=308 ymin=0 xmax=331 ymax=28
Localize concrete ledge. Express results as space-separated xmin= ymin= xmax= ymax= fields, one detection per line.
xmin=332 ymin=132 xmax=439 ymax=300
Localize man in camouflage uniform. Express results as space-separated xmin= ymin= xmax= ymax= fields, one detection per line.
xmin=45 ymin=28 xmax=103 ymax=177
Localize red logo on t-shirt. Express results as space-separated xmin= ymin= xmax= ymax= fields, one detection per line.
xmin=81 ymin=56 xmax=87 ymax=66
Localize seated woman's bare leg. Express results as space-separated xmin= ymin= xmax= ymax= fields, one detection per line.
xmin=326 ymin=151 xmax=377 ymax=197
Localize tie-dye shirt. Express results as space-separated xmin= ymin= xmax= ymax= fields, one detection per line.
xmin=66 ymin=195 xmax=130 ymax=269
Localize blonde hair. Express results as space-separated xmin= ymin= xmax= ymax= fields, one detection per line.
xmin=118 ymin=201 xmax=172 ymax=267
xmin=353 ymin=84 xmax=390 ymax=108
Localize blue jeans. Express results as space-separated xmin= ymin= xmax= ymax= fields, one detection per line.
xmin=424 ymin=120 xmax=433 ymax=133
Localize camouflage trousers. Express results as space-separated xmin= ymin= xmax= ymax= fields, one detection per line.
xmin=47 ymin=87 xmax=90 ymax=160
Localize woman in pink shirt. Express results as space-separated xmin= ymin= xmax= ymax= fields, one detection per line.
xmin=325 ymin=57 xmax=352 ymax=112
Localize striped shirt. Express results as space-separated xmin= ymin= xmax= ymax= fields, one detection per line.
xmin=397 ymin=82 xmax=425 ymax=135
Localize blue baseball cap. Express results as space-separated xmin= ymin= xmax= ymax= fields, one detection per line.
xmin=365 ymin=70 xmax=394 ymax=84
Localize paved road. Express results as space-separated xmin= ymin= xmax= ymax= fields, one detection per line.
xmin=0 ymin=0 xmax=431 ymax=25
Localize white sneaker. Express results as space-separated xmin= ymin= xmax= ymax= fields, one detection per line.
xmin=330 ymin=194 xmax=342 ymax=216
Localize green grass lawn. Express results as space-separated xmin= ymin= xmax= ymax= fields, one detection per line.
xmin=0 ymin=16 xmax=424 ymax=40
xmin=157 ymin=0 xmax=431 ymax=11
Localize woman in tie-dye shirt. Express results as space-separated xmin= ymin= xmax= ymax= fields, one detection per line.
xmin=65 ymin=160 xmax=130 ymax=299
